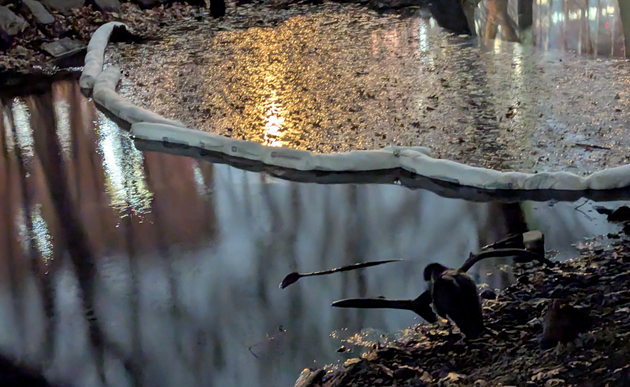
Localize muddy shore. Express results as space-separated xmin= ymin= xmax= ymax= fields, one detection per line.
xmin=296 ymin=236 xmax=630 ymax=387
xmin=0 ymin=2 xmax=204 ymax=81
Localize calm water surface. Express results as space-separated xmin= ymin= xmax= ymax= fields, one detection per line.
xmin=0 ymin=80 xmax=628 ymax=387
xmin=110 ymin=0 xmax=630 ymax=174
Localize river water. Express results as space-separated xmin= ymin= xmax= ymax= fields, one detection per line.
xmin=1 ymin=0 xmax=630 ymax=386
xmin=109 ymin=0 xmax=630 ymax=174
xmin=0 ymin=79 xmax=628 ymax=387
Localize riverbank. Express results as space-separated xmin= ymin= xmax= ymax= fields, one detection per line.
xmin=0 ymin=0 xmax=423 ymax=78
xmin=0 ymin=1 xmax=207 ymax=79
xmin=297 ymin=237 xmax=630 ymax=387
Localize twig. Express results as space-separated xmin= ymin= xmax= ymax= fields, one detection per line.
xmin=575 ymin=199 xmax=589 ymax=210
xmin=574 ymin=143 xmax=611 ymax=150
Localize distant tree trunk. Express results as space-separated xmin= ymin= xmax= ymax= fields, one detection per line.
xmin=429 ymin=0 xmax=472 ymax=35
xmin=6 ymin=99 xmax=57 ymax=365
xmin=484 ymin=0 xmax=520 ymax=42
xmin=619 ymin=0 xmax=630 ymax=57
xmin=517 ymin=0 xmax=533 ymax=30
xmin=27 ymin=91 xmax=107 ymax=384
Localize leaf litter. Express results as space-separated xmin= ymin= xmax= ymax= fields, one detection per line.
xmin=296 ymin=237 xmax=630 ymax=387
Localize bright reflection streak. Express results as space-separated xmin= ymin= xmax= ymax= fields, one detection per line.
xmin=11 ymin=98 xmax=34 ymax=158
xmin=494 ymin=38 xmax=502 ymax=54
xmin=418 ymin=20 xmax=434 ymax=67
xmin=32 ymin=204 xmax=54 ymax=262
xmin=551 ymin=12 xmax=565 ymax=23
xmin=192 ymin=162 xmax=209 ymax=197
xmin=3 ymin=108 xmax=15 ymax=153
xmin=14 ymin=204 xmax=54 ymax=263
xmin=95 ymin=111 xmax=153 ymax=216
xmin=264 ymin=102 xmax=285 ymax=148
xmin=418 ymin=20 xmax=429 ymax=53
xmin=510 ymin=45 xmax=524 ymax=124
xmin=261 ymin=86 xmax=285 ymax=147
xmin=54 ymin=98 xmax=72 ymax=157
xmin=15 ymin=208 xmax=30 ymax=253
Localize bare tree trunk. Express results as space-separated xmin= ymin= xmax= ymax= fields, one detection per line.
xmin=0 ymin=101 xmax=27 ymax=355
xmin=518 ymin=0 xmax=533 ymax=29
xmin=27 ymin=91 xmax=107 ymax=384
xmin=122 ymin=214 xmax=145 ymax=387
xmin=562 ymin=0 xmax=568 ymax=51
xmin=5 ymin=98 xmax=57 ymax=365
xmin=595 ymin=0 xmax=601 ymax=56
xmin=619 ymin=0 xmax=630 ymax=57
xmin=486 ymin=0 xmax=520 ymax=42
xmin=546 ymin=0 xmax=553 ymax=51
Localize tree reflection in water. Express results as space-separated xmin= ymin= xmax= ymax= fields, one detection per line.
xmin=473 ymin=0 xmax=625 ymax=57
xmin=0 ymin=80 xmax=626 ymax=387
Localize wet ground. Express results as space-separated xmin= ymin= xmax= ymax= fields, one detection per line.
xmin=106 ymin=0 xmax=630 ymax=175
xmin=2 ymin=79 xmax=630 ymax=387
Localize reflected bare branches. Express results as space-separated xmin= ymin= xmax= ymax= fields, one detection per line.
xmin=0 ymin=80 xmax=625 ymax=387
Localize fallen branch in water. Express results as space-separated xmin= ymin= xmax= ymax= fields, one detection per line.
xmin=331 ymin=231 xmax=554 ymax=322
xmin=279 ymin=259 xmax=403 ymax=289
xmin=574 ymin=143 xmax=611 ymax=150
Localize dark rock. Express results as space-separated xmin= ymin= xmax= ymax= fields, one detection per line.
xmin=0 ymin=354 xmax=56 ymax=386
xmin=393 ymin=366 xmax=418 ymax=379
xmin=109 ymin=24 xmax=147 ymax=44
xmin=94 ymin=0 xmax=120 ymax=11
xmin=21 ymin=0 xmax=55 ymax=24
xmin=135 ymin=0 xmax=168 ymax=9
xmin=41 ymin=37 xmax=85 ymax=58
xmin=480 ymin=289 xmax=497 ymax=300
xmin=210 ymin=0 xmax=225 ymax=17
xmin=608 ymin=206 xmax=630 ymax=222
xmin=0 ymin=6 xmax=28 ymax=36
xmin=594 ymin=206 xmax=613 ymax=216
xmin=0 ymin=25 xmax=10 ymax=50
xmin=523 ymin=230 xmax=545 ymax=257
xmin=367 ymin=0 xmax=428 ymax=11
xmin=39 ymin=0 xmax=84 ymax=15
xmin=540 ymin=299 xmax=592 ymax=349
xmin=428 ymin=0 xmax=471 ymax=35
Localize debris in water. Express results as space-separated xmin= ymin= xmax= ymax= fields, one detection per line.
xmin=279 ymin=259 xmax=402 ymax=289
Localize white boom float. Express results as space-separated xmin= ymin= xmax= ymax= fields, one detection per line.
xmin=81 ymin=22 xmax=630 ymax=192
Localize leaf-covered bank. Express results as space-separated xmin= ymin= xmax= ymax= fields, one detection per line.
xmin=297 ymin=239 xmax=630 ymax=387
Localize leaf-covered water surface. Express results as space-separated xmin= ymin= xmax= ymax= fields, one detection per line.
xmin=110 ymin=2 xmax=630 ymax=174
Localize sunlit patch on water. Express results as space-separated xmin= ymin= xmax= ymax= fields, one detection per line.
xmin=263 ymin=96 xmax=286 ymax=148
xmin=112 ymin=1 xmax=630 ymax=174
